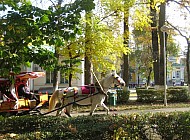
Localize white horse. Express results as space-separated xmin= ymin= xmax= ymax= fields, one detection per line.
xmin=48 ymin=72 xmax=125 ymax=117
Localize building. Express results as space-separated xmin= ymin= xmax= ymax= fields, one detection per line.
xmin=22 ymin=61 xmax=85 ymax=92
xmin=167 ymin=51 xmax=186 ymax=86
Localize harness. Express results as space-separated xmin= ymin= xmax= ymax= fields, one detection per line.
xmin=61 ymin=84 xmax=103 ymax=105
xmin=95 ymin=82 xmax=104 ymax=94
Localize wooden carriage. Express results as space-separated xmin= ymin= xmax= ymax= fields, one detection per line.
xmin=0 ymin=72 xmax=48 ymax=116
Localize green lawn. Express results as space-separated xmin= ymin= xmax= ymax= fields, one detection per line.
xmin=71 ymin=101 xmax=190 ymax=113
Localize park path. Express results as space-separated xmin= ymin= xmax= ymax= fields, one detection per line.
xmin=71 ymin=107 xmax=190 ymax=117
xmin=42 ymin=89 xmax=190 ymax=117
xmin=42 ymin=107 xmax=190 ymax=117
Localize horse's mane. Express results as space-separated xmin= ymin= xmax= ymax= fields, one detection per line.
xmin=99 ymin=72 xmax=116 ymax=84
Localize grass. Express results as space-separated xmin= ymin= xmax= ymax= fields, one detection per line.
xmin=71 ymin=101 xmax=190 ymax=113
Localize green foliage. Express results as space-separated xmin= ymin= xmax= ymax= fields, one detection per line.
xmin=0 ymin=0 xmax=95 ymax=79
xmin=117 ymin=89 xmax=130 ymax=103
xmin=1 ymin=112 xmax=190 ymax=139
xmin=0 ymin=3 xmax=54 ymax=76
xmin=167 ymin=86 xmax=190 ymax=102
xmin=136 ymin=88 xmax=163 ymax=103
xmin=136 ymin=87 xmax=190 ymax=103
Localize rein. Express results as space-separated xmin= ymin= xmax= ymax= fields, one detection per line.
xmin=63 ymin=83 xmax=103 ymax=100
xmin=91 ymin=69 xmax=107 ymax=95
xmin=42 ymin=92 xmax=100 ymax=116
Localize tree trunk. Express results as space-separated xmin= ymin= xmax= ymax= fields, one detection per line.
xmin=123 ymin=8 xmax=129 ymax=88
xmin=158 ymin=2 xmax=166 ymax=86
xmin=150 ymin=1 xmax=160 ymax=85
xmin=52 ymin=0 xmax=63 ymax=91
xmin=69 ymin=62 xmax=73 ymax=87
xmin=53 ymin=49 xmax=59 ymax=92
xmin=84 ymin=57 xmax=93 ymax=84
xmin=147 ymin=67 xmax=152 ymax=87
xmin=84 ymin=11 xmax=93 ymax=85
xmin=186 ymin=39 xmax=190 ymax=91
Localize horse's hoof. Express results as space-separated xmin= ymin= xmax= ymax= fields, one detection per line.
xmin=65 ymin=112 xmax=71 ymax=117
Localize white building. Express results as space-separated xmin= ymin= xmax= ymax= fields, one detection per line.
xmin=167 ymin=51 xmax=186 ymax=85
xmin=22 ymin=61 xmax=85 ymax=92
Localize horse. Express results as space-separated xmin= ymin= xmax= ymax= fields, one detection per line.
xmin=48 ymin=72 xmax=125 ymax=117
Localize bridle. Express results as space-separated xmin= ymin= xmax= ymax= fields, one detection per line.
xmin=113 ymin=75 xmax=121 ymax=85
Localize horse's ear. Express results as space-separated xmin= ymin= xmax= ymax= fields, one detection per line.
xmin=111 ymin=70 xmax=116 ymax=77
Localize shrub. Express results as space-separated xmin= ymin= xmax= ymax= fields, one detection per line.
xmin=136 ymin=87 xmax=190 ymax=103
xmin=116 ymin=89 xmax=130 ymax=103
xmin=167 ymin=86 xmax=190 ymax=102
xmin=1 ymin=111 xmax=190 ymax=139
xmin=136 ymin=89 xmax=163 ymax=103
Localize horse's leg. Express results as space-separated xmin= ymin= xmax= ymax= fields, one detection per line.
xmin=56 ymin=99 xmax=64 ymax=116
xmin=56 ymin=106 xmax=64 ymax=116
xmin=90 ymin=103 xmax=98 ymax=116
xmin=101 ymin=102 xmax=109 ymax=115
xmin=65 ymin=104 xmax=72 ymax=117
xmin=56 ymin=109 xmax=63 ymax=116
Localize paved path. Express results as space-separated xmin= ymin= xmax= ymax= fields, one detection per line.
xmin=42 ymin=107 xmax=190 ymax=117
xmin=42 ymin=89 xmax=190 ymax=116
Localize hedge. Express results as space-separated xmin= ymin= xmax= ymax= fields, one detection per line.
xmin=1 ymin=111 xmax=190 ymax=139
xmin=136 ymin=87 xmax=190 ymax=103
xmin=136 ymin=89 xmax=163 ymax=103
xmin=116 ymin=89 xmax=130 ymax=103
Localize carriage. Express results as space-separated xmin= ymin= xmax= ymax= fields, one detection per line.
xmin=0 ymin=71 xmax=125 ymax=117
xmin=0 ymin=72 xmax=48 ymax=116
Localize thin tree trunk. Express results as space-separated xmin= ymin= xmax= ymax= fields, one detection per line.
xmin=52 ymin=0 xmax=63 ymax=91
xmin=186 ymin=39 xmax=190 ymax=91
xmin=84 ymin=11 xmax=93 ymax=85
xmin=69 ymin=62 xmax=73 ymax=87
xmin=150 ymin=1 xmax=160 ymax=85
xmin=123 ymin=8 xmax=129 ymax=88
xmin=84 ymin=57 xmax=93 ymax=84
xmin=53 ymin=49 xmax=59 ymax=91
xmin=147 ymin=67 xmax=152 ymax=87
xmin=158 ymin=2 xmax=166 ymax=86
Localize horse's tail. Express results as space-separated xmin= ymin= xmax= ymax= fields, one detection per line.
xmin=49 ymin=90 xmax=60 ymax=112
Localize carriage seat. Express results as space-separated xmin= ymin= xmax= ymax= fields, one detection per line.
xmin=81 ymin=84 xmax=95 ymax=94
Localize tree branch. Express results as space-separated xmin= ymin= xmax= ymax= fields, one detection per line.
xmin=167 ymin=0 xmax=190 ymax=13
xmin=98 ymin=11 xmax=118 ymax=24
xmin=166 ymin=21 xmax=187 ymax=39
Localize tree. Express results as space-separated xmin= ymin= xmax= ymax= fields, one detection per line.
xmin=132 ymin=30 xmax=153 ymax=87
xmin=166 ymin=0 xmax=190 ymax=90
xmin=84 ymin=11 xmax=93 ymax=85
xmin=150 ymin=0 xmax=160 ymax=86
xmin=158 ymin=1 xmax=166 ymax=87
xmin=37 ymin=0 xmax=95 ymax=89
xmin=0 ymin=1 xmax=55 ymax=78
xmin=0 ymin=0 xmax=95 ymax=88
xmin=81 ymin=0 xmax=130 ymax=81
xmin=131 ymin=0 xmax=179 ymax=88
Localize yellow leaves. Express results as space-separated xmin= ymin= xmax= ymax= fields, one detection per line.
xmin=7 ymin=25 xmax=14 ymax=31
xmin=16 ymin=29 xmax=21 ymax=34
xmin=88 ymin=33 xmax=127 ymax=72
xmin=100 ymin=0 xmax=124 ymax=12
xmin=68 ymin=124 xmax=78 ymax=133
xmin=132 ymin=6 xmax=152 ymax=31
xmin=150 ymin=0 xmax=165 ymax=8
xmin=0 ymin=35 xmax=4 ymax=46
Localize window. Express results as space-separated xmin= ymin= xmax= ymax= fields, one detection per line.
xmin=46 ymin=71 xmax=68 ymax=84
xmin=46 ymin=71 xmax=54 ymax=83
xmin=172 ymin=71 xmax=176 ymax=79
xmin=60 ymin=73 xmax=68 ymax=84
xmin=176 ymin=71 xmax=180 ymax=78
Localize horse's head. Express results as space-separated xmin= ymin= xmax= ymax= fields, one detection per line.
xmin=112 ymin=72 xmax=125 ymax=87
